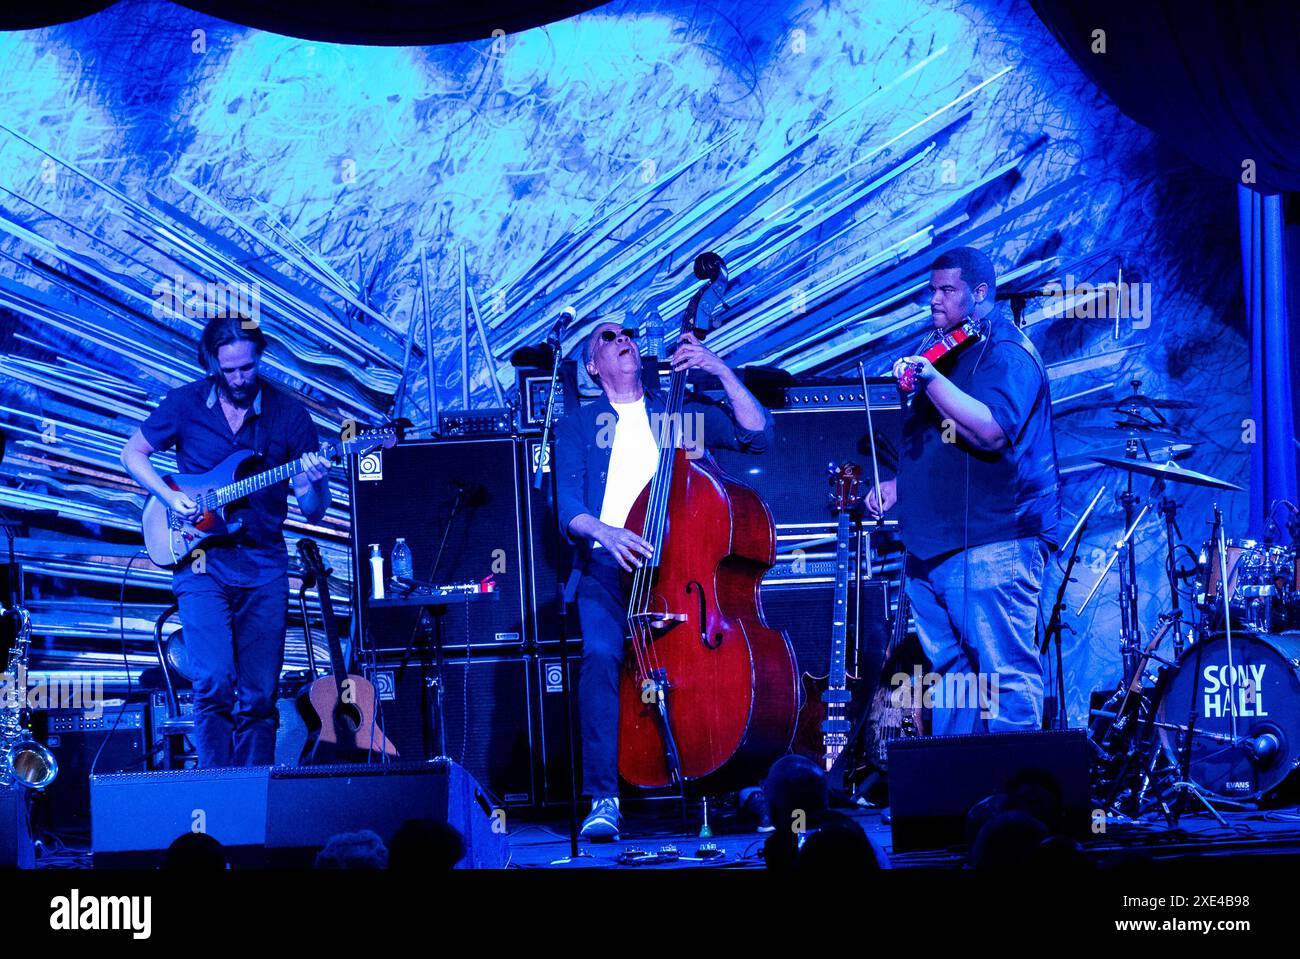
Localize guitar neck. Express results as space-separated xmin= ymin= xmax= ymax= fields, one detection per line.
xmin=211 ymin=456 xmax=308 ymax=507
xmin=828 ymin=509 xmax=853 ymax=690
xmin=314 ymin=572 xmax=349 ymax=682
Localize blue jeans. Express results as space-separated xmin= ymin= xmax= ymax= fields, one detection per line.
xmin=173 ymin=572 xmax=287 ymax=767
xmin=904 ymin=538 xmax=1048 ymax=737
xmin=575 ymin=551 xmax=626 ymax=797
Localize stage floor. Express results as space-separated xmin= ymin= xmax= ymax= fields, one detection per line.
xmin=31 ymin=799 xmax=1300 ymax=869
xmin=502 ymin=802 xmax=1300 ymax=870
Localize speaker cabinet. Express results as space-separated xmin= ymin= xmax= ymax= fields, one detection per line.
xmin=367 ymin=653 xmax=536 ymax=806
xmin=535 ymin=653 xmax=583 ymax=805
xmin=350 ymin=438 xmax=529 ymax=653
xmin=761 ymin=578 xmax=892 ymax=682
xmin=39 ymin=700 xmax=150 ymax=833
xmin=521 ymin=434 xmax=579 ymax=649
xmin=90 ymin=759 xmax=506 ymax=868
xmin=0 ymin=789 xmax=34 ymax=869
xmin=711 ymin=386 xmax=902 ymax=529
xmin=265 ymin=760 xmax=507 ymax=868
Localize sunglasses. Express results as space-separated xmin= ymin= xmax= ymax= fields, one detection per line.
xmin=598 ymin=328 xmax=639 ymax=343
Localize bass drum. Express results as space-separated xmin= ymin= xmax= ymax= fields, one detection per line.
xmin=1156 ymin=631 xmax=1300 ymax=801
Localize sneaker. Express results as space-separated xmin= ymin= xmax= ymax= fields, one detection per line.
xmin=580 ymin=796 xmax=621 ymax=842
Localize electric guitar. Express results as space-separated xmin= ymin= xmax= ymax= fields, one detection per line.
xmin=294 ymin=537 xmax=398 ymax=762
xmin=794 ymin=463 xmax=870 ymax=770
xmin=140 ymin=425 xmax=399 ymax=569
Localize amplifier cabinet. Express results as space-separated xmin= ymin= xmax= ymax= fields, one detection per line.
xmin=710 ymin=382 xmax=901 ymax=530
xmin=349 ymin=438 xmax=530 ymax=653
xmin=366 ymin=652 xmax=536 ymax=806
xmin=534 ymin=653 xmax=583 ymax=805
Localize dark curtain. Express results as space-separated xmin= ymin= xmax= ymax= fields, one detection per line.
xmin=1240 ymin=189 xmax=1299 ymax=537
xmin=174 ymin=1 xmax=612 ymax=44
xmin=0 ymin=1 xmax=611 ymax=43
xmin=1030 ymin=0 xmax=1300 ymax=194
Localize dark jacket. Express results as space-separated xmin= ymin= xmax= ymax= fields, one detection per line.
xmin=554 ymin=386 xmax=774 ymax=546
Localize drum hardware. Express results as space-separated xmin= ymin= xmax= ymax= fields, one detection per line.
xmin=1077 ymin=469 xmax=1166 ymax=684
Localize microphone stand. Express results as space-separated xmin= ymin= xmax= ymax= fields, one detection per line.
xmin=1041 ymin=484 xmax=1107 ymax=729
xmin=533 ymin=334 xmax=584 ymax=863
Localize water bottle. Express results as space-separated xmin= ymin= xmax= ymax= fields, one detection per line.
xmin=645 ymin=310 xmax=666 ymax=361
xmin=391 ymin=537 xmax=413 ymax=583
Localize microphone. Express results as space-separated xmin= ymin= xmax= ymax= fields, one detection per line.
xmin=547 ymin=306 xmax=577 ymax=346
xmin=452 ymin=480 xmax=488 ymax=507
xmin=1248 ymin=733 xmax=1280 ymax=765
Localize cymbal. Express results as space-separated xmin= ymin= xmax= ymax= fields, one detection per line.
xmin=1089 ymin=456 xmax=1244 ymax=492
xmin=1059 ymin=443 xmax=1193 ymax=475
xmin=1065 ymin=423 xmax=1186 ymax=444
xmin=1062 ymin=394 xmax=1196 ymax=414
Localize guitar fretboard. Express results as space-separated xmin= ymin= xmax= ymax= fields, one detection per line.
xmin=828 ymin=508 xmax=852 ymax=691
xmin=200 ymin=454 xmax=314 ymax=510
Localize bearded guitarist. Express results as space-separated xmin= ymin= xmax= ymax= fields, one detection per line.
xmin=865 ymin=247 xmax=1061 ymax=736
xmin=120 ymin=316 xmax=331 ymax=767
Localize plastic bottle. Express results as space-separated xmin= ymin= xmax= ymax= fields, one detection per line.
xmin=390 ymin=537 xmax=414 ymax=583
xmin=368 ymin=543 xmax=385 ymax=600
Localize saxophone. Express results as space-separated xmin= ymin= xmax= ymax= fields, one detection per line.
xmin=1 ymin=604 xmax=57 ymax=790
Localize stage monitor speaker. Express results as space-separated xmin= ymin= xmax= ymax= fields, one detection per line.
xmin=887 ymin=729 xmax=1091 ymax=852
xmin=265 ymin=759 xmax=507 ymax=868
xmin=368 ymin=653 xmax=535 ymax=806
xmin=350 ymin=438 xmax=529 ymax=653
xmin=710 ymin=383 xmax=901 ymax=529
xmin=91 ymin=765 xmax=271 ymax=865
xmin=90 ymin=760 xmax=507 ymax=868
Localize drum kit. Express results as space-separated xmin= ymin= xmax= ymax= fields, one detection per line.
xmin=1067 ymin=383 xmax=1300 ymax=821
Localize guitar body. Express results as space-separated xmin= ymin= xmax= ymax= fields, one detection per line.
xmin=141 ymin=448 xmax=262 ymax=568
xmin=138 ymin=424 xmax=401 ymax=570
xmin=296 ymin=672 xmax=398 ymax=762
xmin=861 ymin=633 xmax=927 ymax=772
xmin=793 ymin=670 xmax=871 ymax=768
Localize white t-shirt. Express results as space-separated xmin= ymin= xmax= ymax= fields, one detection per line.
xmin=597 ymin=397 xmax=660 ymax=532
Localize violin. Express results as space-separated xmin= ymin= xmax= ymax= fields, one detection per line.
xmin=896 ymin=317 xmax=983 ymax=392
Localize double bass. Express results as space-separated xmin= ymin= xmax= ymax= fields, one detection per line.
xmin=617 ymin=253 xmax=799 ymax=790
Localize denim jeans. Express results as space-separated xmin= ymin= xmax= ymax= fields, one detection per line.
xmin=575 ymin=551 xmax=627 ymax=797
xmin=904 ymin=537 xmax=1048 ymax=737
xmin=173 ymin=571 xmax=287 ymax=767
